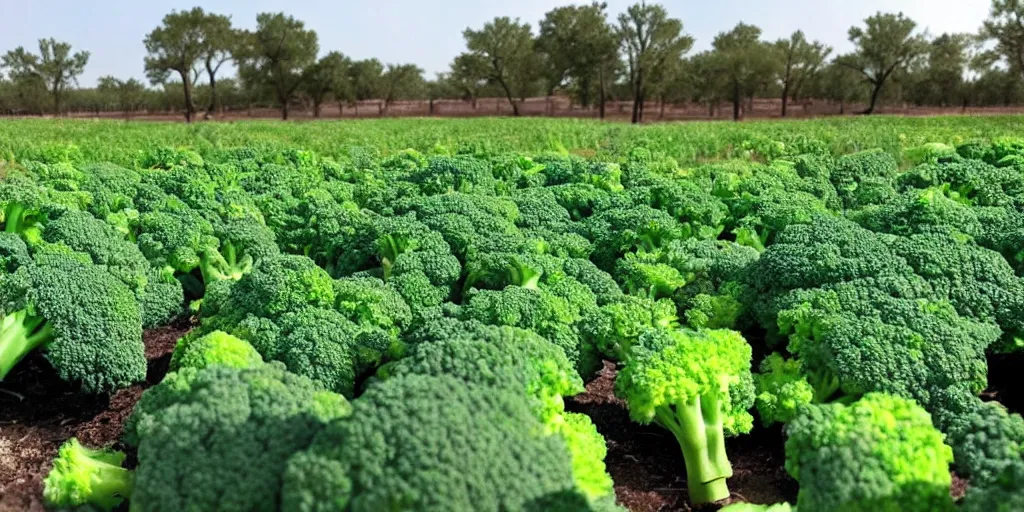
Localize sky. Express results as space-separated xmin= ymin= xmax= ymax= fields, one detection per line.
xmin=0 ymin=0 xmax=994 ymax=87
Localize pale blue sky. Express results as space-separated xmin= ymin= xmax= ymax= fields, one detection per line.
xmin=0 ymin=0 xmax=992 ymax=87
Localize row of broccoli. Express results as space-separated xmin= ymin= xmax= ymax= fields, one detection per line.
xmin=4 ymin=137 xmax=1024 ymax=510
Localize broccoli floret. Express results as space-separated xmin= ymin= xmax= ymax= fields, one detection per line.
xmin=850 ymin=188 xmax=982 ymax=238
xmin=753 ymin=353 xmax=814 ymax=426
xmin=43 ymin=438 xmax=134 ymax=511
xmin=379 ymin=326 xmax=584 ymax=424
xmin=200 ymin=216 xmax=280 ymax=284
xmin=930 ymin=386 xmax=1024 ymax=488
xmin=0 ymin=232 xmax=30 ymax=272
xmin=961 ymin=462 xmax=1024 ymax=512
xmin=397 ymin=193 xmax=521 ymax=258
xmin=0 ymin=254 xmax=145 ymax=392
xmin=551 ymin=412 xmax=616 ymax=501
xmin=615 ymin=328 xmax=754 ymax=504
xmin=139 ymin=268 xmax=184 ymax=328
xmin=582 ymin=295 xmax=678 ymax=361
xmin=407 ymin=155 xmax=498 ymax=195
xmin=333 ymin=276 xmax=412 ymax=337
xmin=784 ymin=393 xmax=955 ymax=512
xmin=170 ymin=330 xmax=263 ymax=371
xmin=282 ymin=374 xmax=580 ymax=512
xmin=0 ymin=173 xmax=45 ymax=238
xmin=830 ymin=149 xmax=900 ymax=209
xmin=127 ymin=364 xmax=351 ymax=512
xmin=584 ymin=205 xmax=684 ymax=272
xmin=78 ymin=162 xmax=142 ymax=219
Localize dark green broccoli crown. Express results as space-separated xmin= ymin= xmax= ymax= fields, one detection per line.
xmin=775 ymin=277 xmax=997 ymax=406
xmin=382 ymin=325 xmax=583 ymax=423
xmin=831 ymin=149 xmax=900 ymax=208
xmin=584 ymin=204 xmax=684 ymax=271
xmin=409 ymin=155 xmax=498 ymax=195
xmin=784 ymin=393 xmax=955 ymax=512
xmin=961 ymin=461 xmax=1024 ymax=512
xmin=850 ymin=188 xmax=982 ymax=238
xmin=230 ymin=254 xmax=336 ymax=319
xmin=511 ymin=187 xmax=575 ymax=230
xmin=129 ymin=364 xmax=350 ymax=512
xmin=78 ymin=162 xmax=142 ymax=218
xmin=0 ymin=232 xmax=30 ymax=272
xmin=1 ymin=254 xmax=145 ymax=392
xmin=139 ymin=268 xmax=184 ymax=329
xmin=136 ymin=207 xmax=216 ymax=274
xmin=931 ymin=386 xmax=1024 ymax=487
xmin=282 ymin=374 xmax=577 ymax=512
xmin=274 ymin=307 xmax=369 ymax=397
xmin=333 ymin=276 xmax=413 ymax=334
xmin=40 ymin=208 xmax=151 ymax=293
xmin=398 ymin=193 xmax=522 ymax=258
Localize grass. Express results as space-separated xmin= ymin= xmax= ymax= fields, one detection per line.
xmin=1 ymin=115 xmax=1023 ymax=166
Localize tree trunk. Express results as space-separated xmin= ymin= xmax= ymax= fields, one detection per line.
xmin=839 ymin=100 xmax=845 ymax=115
xmin=496 ymin=79 xmax=519 ymax=117
xmin=864 ymin=82 xmax=883 ymax=115
xmin=781 ymin=82 xmax=790 ymax=117
xmin=631 ymin=83 xmax=641 ymax=124
xmin=598 ymin=69 xmax=607 ymax=120
xmin=313 ymin=100 xmax=322 ymax=118
xmin=52 ymin=88 xmax=61 ymax=117
xmin=206 ymin=63 xmax=218 ymax=118
xmin=379 ymin=101 xmax=384 ymax=116
xmin=338 ymin=102 xmax=344 ymax=117
xmin=181 ymin=71 xmax=194 ymax=123
xmin=659 ymin=98 xmax=666 ymax=119
xmin=429 ymin=98 xmax=435 ymax=116
xmin=732 ymin=82 xmax=741 ymax=121
xmin=709 ymin=102 xmax=715 ymax=118
xmin=281 ymin=101 xmax=289 ymax=120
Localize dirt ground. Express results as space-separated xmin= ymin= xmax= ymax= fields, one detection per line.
xmin=0 ymin=322 xmax=190 ymax=512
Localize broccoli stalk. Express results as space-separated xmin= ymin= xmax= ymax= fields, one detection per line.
xmin=43 ymin=438 xmax=134 ymax=511
xmin=616 ymin=328 xmax=755 ymax=505
xmin=509 ymin=257 xmax=543 ymax=289
xmin=200 ymin=240 xmax=254 ymax=284
xmin=379 ymin=233 xmax=417 ymax=280
xmin=2 ymin=202 xmax=41 ymax=241
xmin=652 ymin=377 xmax=733 ymax=503
xmin=0 ymin=309 xmax=56 ymax=380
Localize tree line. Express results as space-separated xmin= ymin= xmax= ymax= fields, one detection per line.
xmin=4 ymin=1 xmax=1024 ymax=122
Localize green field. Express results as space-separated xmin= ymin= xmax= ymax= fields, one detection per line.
xmin=3 ymin=115 xmax=1024 ymax=166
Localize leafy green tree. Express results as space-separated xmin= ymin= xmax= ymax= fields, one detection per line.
xmin=347 ymin=58 xmax=384 ymax=114
xmin=462 ymin=17 xmax=538 ymax=116
xmin=97 ymin=76 xmax=147 ymax=117
xmin=197 ymin=12 xmax=236 ymax=117
xmin=775 ymin=31 xmax=831 ymax=116
xmin=302 ymin=52 xmax=350 ymax=118
xmin=446 ymin=53 xmax=489 ymax=108
xmin=912 ymin=33 xmax=972 ymax=107
xmin=616 ymin=2 xmax=693 ymax=123
xmin=816 ymin=61 xmax=866 ymax=114
xmin=236 ymin=12 xmax=319 ymax=120
xmin=686 ymin=51 xmax=727 ymax=117
xmin=381 ymin=63 xmax=425 ymax=112
xmin=709 ymin=23 xmax=777 ymax=121
xmin=837 ymin=12 xmax=928 ymax=114
xmin=981 ymin=0 xmax=1024 ymax=78
xmin=1 ymin=39 xmax=89 ymax=116
xmin=143 ymin=8 xmax=209 ymax=122
xmin=536 ymin=2 xmax=619 ymax=114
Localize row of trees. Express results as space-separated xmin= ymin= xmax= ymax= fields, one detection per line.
xmin=5 ymin=1 xmax=1024 ymax=122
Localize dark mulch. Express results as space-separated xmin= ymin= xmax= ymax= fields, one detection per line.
xmin=569 ymin=361 xmax=798 ymax=512
xmin=0 ymin=321 xmax=191 ymax=512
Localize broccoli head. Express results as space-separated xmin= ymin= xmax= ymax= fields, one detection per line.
xmin=43 ymin=438 xmax=134 ymax=511
xmin=282 ymin=374 xmax=580 ymax=512
xmin=615 ymin=328 xmax=755 ymax=504
xmin=0 ymin=254 xmax=145 ymax=392
xmin=126 ymin=364 xmax=351 ymax=512
xmin=784 ymin=393 xmax=955 ymax=512
xmin=170 ymin=330 xmax=263 ymax=371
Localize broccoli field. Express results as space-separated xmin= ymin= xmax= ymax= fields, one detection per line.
xmin=2 ymin=116 xmax=1024 ymax=511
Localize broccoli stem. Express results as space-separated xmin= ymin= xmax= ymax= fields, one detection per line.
xmin=0 ymin=309 xmax=56 ymax=380
xmin=3 ymin=204 xmax=25 ymax=233
xmin=44 ymin=439 xmax=134 ymax=511
xmin=199 ymin=243 xmax=251 ymax=284
xmin=654 ymin=388 xmax=733 ymax=504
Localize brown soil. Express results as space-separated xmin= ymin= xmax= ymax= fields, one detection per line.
xmin=569 ymin=361 xmax=798 ymax=511
xmin=0 ymin=322 xmax=191 ymax=512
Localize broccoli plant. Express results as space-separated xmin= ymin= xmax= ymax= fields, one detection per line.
xmin=43 ymin=438 xmax=134 ymax=511
xmin=0 ymin=254 xmax=145 ymax=392
xmin=615 ymin=328 xmax=755 ymax=504
xmin=785 ymin=393 xmax=955 ymax=512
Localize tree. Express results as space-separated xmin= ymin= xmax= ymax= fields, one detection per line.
xmin=817 ymin=61 xmax=866 ymax=114
xmin=97 ymin=76 xmax=146 ymax=117
xmin=1 ymin=39 xmax=89 ymax=116
xmin=536 ymin=2 xmax=619 ymax=115
xmin=144 ymin=8 xmax=210 ymax=122
xmin=709 ymin=23 xmax=777 ymax=121
xmin=463 ymin=17 xmax=538 ymax=116
xmin=381 ymin=63 xmax=425 ymax=112
xmin=687 ymin=51 xmax=727 ymax=117
xmin=837 ymin=12 xmax=927 ymax=114
xmin=302 ymin=52 xmax=350 ymax=118
xmin=447 ymin=53 xmax=489 ymax=108
xmin=775 ymin=31 xmax=831 ymax=116
xmin=616 ymin=2 xmax=694 ymax=123
xmin=236 ymin=12 xmax=318 ymax=120
xmin=981 ymin=0 xmax=1024 ymax=78
xmin=197 ymin=12 xmax=236 ymax=117
xmin=913 ymin=33 xmax=972 ymax=107
xmin=347 ymin=59 xmax=384 ymax=114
